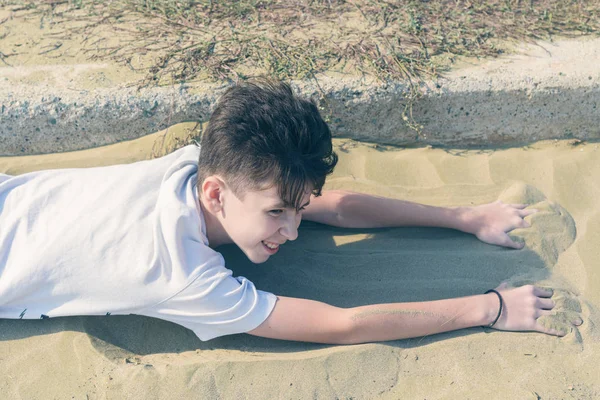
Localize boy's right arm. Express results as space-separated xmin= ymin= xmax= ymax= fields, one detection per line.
xmin=248 ymin=285 xmax=582 ymax=344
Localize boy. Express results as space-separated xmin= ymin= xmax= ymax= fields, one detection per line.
xmin=0 ymin=78 xmax=582 ymax=344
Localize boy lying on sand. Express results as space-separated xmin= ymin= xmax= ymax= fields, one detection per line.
xmin=0 ymin=79 xmax=583 ymax=343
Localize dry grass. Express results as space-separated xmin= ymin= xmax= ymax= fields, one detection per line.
xmin=3 ymin=0 xmax=599 ymax=132
xmin=6 ymin=0 xmax=599 ymax=84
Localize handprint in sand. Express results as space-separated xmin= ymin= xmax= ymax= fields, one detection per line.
xmin=494 ymin=182 xmax=584 ymax=339
xmin=498 ymin=181 xmax=576 ymax=268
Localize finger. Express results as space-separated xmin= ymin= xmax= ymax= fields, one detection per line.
xmin=509 ymin=203 xmax=528 ymax=209
xmin=536 ymin=298 xmax=555 ymax=310
xmin=536 ymin=311 xmax=583 ymax=334
xmin=520 ymin=219 xmax=531 ymax=228
xmin=534 ymin=286 xmax=554 ymax=298
xmin=535 ymin=315 xmax=571 ymax=336
xmin=552 ymin=293 xmax=582 ymax=313
xmin=518 ymin=208 xmax=538 ymax=218
xmin=555 ymin=310 xmax=585 ymax=326
xmin=496 ymin=281 xmax=510 ymax=290
xmin=510 ymin=217 xmax=530 ymax=229
xmin=535 ymin=322 xmax=568 ymax=337
xmin=500 ymin=234 xmax=524 ymax=249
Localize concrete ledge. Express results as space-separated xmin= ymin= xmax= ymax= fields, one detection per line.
xmin=1 ymin=38 xmax=599 ymax=155
xmin=0 ymin=67 xmax=221 ymax=155
xmin=308 ymin=37 xmax=600 ymax=147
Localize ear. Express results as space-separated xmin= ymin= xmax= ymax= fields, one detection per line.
xmin=200 ymin=176 xmax=226 ymax=213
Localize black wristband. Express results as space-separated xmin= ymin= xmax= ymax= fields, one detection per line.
xmin=483 ymin=289 xmax=503 ymax=328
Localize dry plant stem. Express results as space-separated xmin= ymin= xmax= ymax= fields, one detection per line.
xmin=6 ymin=0 xmax=600 ymax=135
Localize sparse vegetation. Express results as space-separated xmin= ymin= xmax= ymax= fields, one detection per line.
xmin=3 ymin=0 xmax=599 ymax=133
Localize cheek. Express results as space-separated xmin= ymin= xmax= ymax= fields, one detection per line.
xmin=261 ymin=218 xmax=281 ymax=235
xmin=243 ymin=216 xmax=279 ymax=241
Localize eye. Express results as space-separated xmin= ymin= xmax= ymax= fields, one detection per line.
xmin=268 ymin=209 xmax=284 ymax=216
xmin=299 ymin=206 xmax=307 ymax=212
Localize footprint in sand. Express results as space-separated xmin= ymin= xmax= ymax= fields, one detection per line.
xmin=499 ymin=182 xmax=576 ymax=268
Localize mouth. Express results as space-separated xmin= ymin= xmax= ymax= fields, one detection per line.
xmin=262 ymin=240 xmax=280 ymax=255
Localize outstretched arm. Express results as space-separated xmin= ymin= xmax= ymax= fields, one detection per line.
xmin=302 ymin=190 xmax=536 ymax=249
xmin=249 ymin=284 xmax=581 ymax=344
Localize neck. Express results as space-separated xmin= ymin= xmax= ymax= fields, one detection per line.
xmin=198 ymin=195 xmax=231 ymax=248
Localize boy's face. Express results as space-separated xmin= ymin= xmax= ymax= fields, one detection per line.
xmin=219 ymin=184 xmax=311 ymax=264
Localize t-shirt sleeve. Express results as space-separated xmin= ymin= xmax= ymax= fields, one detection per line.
xmin=136 ymin=258 xmax=277 ymax=341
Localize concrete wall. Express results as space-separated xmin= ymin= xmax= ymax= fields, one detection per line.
xmin=1 ymin=38 xmax=599 ymax=155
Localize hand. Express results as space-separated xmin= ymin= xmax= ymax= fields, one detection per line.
xmin=461 ymin=200 xmax=537 ymax=249
xmin=488 ymin=283 xmax=583 ymax=336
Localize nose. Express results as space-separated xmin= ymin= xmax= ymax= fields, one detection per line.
xmin=279 ymin=213 xmax=300 ymax=241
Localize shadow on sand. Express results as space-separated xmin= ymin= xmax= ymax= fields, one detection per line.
xmin=0 ymin=220 xmax=557 ymax=358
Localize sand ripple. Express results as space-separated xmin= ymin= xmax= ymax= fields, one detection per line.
xmin=0 ymin=128 xmax=598 ymax=399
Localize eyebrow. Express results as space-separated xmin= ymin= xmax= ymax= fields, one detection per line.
xmin=270 ymin=200 xmax=311 ymax=209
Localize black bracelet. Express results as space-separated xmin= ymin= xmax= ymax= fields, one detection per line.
xmin=483 ymin=289 xmax=503 ymax=328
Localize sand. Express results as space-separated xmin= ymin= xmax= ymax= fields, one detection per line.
xmin=0 ymin=124 xmax=598 ymax=399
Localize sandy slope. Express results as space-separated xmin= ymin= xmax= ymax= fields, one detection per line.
xmin=0 ymin=124 xmax=598 ymax=399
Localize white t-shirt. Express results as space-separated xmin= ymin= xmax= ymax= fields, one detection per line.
xmin=0 ymin=145 xmax=277 ymax=341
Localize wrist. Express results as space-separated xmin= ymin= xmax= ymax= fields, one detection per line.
xmin=450 ymin=206 xmax=477 ymax=234
xmin=480 ymin=292 xmax=501 ymax=327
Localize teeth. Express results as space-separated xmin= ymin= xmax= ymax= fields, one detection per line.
xmin=263 ymin=241 xmax=279 ymax=249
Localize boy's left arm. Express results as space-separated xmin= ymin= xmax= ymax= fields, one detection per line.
xmin=302 ymin=190 xmax=537 ymax=249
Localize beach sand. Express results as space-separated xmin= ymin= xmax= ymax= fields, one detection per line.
xmin=0 ymin=124 xmax=598 ymax=399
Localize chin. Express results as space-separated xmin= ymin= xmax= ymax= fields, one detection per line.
xmin=248 ymin=256 xmax=269 ymax=264
xmin=245 ymin=250 xmax=270 ymax=264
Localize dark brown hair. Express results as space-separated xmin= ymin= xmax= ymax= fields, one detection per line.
xmin=197 ymin=78 xmax=338 ymax=210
